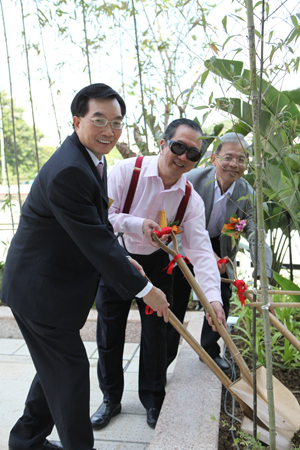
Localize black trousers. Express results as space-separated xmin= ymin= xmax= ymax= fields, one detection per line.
xmin=9 ymin=312 xmax=95 ymax=450
xmin=167 ymin=236 xmax=231 ymax=366
xmin=95 ymin=249 xmax=173 ymax=410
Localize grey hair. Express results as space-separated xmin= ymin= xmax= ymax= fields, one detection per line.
xmin=215 ymin=132 xmax=250 ymax=156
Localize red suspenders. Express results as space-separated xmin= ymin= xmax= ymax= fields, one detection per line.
xmin=122 ymin=156 xmax=191 ymax=225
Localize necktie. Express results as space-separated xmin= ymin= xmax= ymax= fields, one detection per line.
xmin=97 ymin=162 xmax=103 ymax=179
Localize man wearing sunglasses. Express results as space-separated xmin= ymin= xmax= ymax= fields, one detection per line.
xmin=167 ymin=132 xmax=273 ymax=373
xmin=91 ymin=118 xmax=226 ymax=431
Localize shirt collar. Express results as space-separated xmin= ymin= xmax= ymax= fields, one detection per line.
xmin=85 ymin=147 xmax=104 ymax=167
xmin=145 ymin=155 xmax=187 ymax=192
xmin=214 ymin=179 xmax=236 ymax=198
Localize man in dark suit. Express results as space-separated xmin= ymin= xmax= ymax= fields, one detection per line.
xmin=1 ymin=83 xmax=168 ymax=450
xmin=167 ymin=132 xmax=272 ymax=372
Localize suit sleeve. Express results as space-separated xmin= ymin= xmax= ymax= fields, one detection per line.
xmin=48 ymin=165 xmax=147 ymax=299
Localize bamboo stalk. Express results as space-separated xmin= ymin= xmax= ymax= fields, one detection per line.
xmin=81 ymin=0 xmax=92 ymax=84
xmin=35 ymin=0 xmax=61 ymax=145
xmin=0 ymin=0 xmax=22 ymax=213
xmin=246 ymin=302 xmax=300 ymax=308
xmin=245 ymin=290 xmax=300 ymax=296
xmin=131 ymin=0 xmax=149 ymax=152
xmin=20 ymin=0 xmax=40 ymax=172
xmin=0 ymin=92 xmax=15 ymax=233
xmin=246 ymin=2 xmax=276 ymax=448
xmin=118 ymin=10 xmax=131 ymax=155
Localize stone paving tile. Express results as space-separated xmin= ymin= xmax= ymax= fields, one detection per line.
xmin=0 ymin=426 xmax=12 ymax=450
xmin=124 ymin=371 xmax=139 ymax=391
xmin=0 ymin=311 xmax=213 ymax=450
xmin=83 ymin=341 xmax=98 ymax=358
xmin=0 ymin=360 xmax=36 ymax=381
xmin=93 ymin=442 xmax=149 ymax=449
xmin=93 ymin=413 xmax=154 ymax=443
xmin=126 ymin=355 xmax=139 ymax=372
xmin=13 ymin=343 xmax=30 ymax=356
xmin=0 ymin=338 xmax=26 ymax=355
xmin=123 ymin=343 xmax=139 ymax=359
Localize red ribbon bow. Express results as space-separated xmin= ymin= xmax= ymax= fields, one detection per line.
xmin=217 ymin=258 xmax=228 ymax=267
xmin=233 ymin=279 xmax=247 ymax=306
xmin=164 ymin=254 xmax=190 ymax=275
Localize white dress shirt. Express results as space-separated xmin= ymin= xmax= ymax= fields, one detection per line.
xmin=207 ymin=180 xmax=236 ymax=238
xmin=85 ymin=148 xmax=152 ymax=297
xmin=85 ymin=148 xmax=104 ymax=166
xmin=108 ymin=155 xmax=222 ymax=304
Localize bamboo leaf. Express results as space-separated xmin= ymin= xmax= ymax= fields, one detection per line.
xmin=202 ymin=110 xmax=211 ymax=124
xmin=291 ymin=15 xmax=299 ymax=29
xmin=193 ymin=105 xmax=208 ymax=111
xmin=222 ymin=15 xmax=227 ymax=33
xmin=272 ymin=272 xmax=300 ymax=302
xmin=200 ymin=70 xmax=209 ymax=87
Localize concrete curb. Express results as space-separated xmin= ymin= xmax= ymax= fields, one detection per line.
xmin=150 ymin=312 xmax=221 ymax=450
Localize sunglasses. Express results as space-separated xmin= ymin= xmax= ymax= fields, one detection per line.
xmin=167 ymin=140 xmax=201 ymax=162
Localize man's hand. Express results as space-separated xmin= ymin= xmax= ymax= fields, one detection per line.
xmin=214 ymin=252 xmax=227 ymax=275
xmin=143 ymin=287 xmax=169 ymax=322
xmin=218 ymin=261 xmax=227 ymax=275
xmin=205 ymin=301 xmax=227 ymax=331
xmin=142 ymin=219 xmax=161 ymax=247
xmin=127 ymin=256 xmax=145 ymax=276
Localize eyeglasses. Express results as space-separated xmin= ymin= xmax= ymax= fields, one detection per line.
xmin=89 ymin=117 xmax=124 ymax=129
xmin=216 ymin=155 xmax=248 ymax=166
xmin=167 ymin=140 xmax=201 ymax=162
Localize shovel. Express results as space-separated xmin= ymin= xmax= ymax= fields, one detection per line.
xmin=151 ymin=230 xmax=300 ymax=450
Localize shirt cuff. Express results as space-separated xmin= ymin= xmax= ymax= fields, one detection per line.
xmin=136 ymin=281 xmax=153 ymax=298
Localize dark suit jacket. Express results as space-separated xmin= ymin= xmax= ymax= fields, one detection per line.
xmin=186 ymin=166 xmax=272 ymax=281
xmin=1 ymin=132 xmax=147 ymax=330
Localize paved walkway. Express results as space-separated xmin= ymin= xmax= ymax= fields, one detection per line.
xmin=0 ymin=309 xmax=179 ymax=450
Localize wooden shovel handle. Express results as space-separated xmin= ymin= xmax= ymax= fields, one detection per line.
xmin=168 ymin=310 xmax=254 ymax=419
xmin=168 ymin=309 xmax=232 ymax=389
xmin=151 ymin=232 xmax=261 ymax=394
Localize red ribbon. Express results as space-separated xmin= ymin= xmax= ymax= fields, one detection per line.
xmin=145 ymin=305 xmax=153 ymax=315
xmin=217 ymin=258 xmax=228 ymax=267
xmin=152 ymin=227 xmax=173 ymax=238
xmin=233 ymin=279 xmax=247 ymax=306
xmin=164 ymin=254 xmax=190 ymax=275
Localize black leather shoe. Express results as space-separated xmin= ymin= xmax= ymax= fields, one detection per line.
xmin=213 ymin=356 xmax=230 ymax=372
xmin=199 ymin=355 xmax=230 ymax=373
xmin=91 ymin=399 xmax=121 ymax=430
xmin=9 ymin=440 xmax=63 ymax=450
xmin=146 ymin=407 xmax=160 ymax=429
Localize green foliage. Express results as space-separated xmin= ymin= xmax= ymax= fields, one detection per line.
xmin=233 ymin=428 xmax=265 ymax=449
xmin=273 ymin=271 xmax=300 ymax=302
xmin=230 ymin=280 xmax=300 ymax=370
xmin=1 ymin=92 xmax=56 ymax=184
xmin=202 ymin=57 xmax=300 ymax=238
